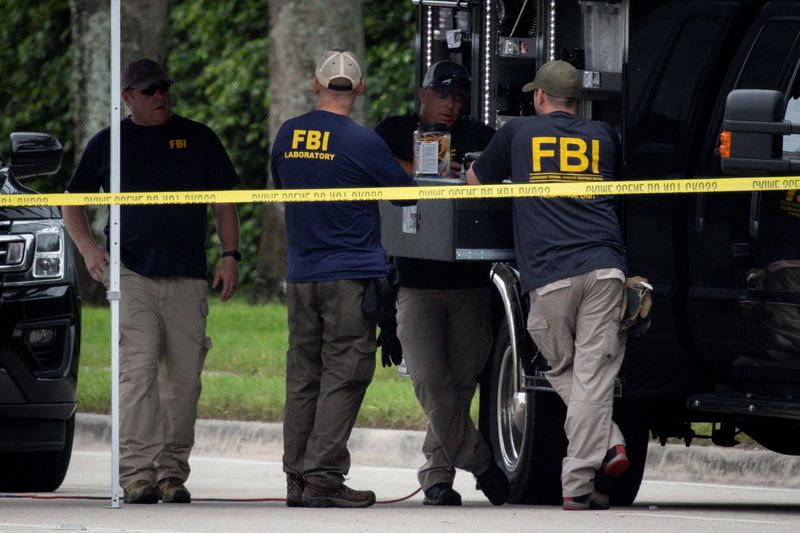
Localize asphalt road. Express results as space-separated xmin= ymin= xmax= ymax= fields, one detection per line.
xmin=1 ymin=448 xmax=800 ymax=533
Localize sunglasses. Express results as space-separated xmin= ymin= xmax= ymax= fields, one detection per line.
xmin=139 ymin=80 xmax=172 ymax=96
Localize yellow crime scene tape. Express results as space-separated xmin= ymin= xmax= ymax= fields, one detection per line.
xmin=2 ymin=176 xmax=800 ymax=207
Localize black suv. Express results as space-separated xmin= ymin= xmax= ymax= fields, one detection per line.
xmin=0 ymin=132 xmax=80 ymax=491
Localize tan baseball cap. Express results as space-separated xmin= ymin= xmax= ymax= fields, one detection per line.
xmin=522 ymin=60 xmax=582 ymax=99
xmin=316 ymin=50 xmax=362 ymax=91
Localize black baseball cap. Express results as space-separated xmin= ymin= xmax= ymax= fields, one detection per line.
xmin=122 ymin=58 xmax=170 ymax=90
xmin=422 ymin=61 xmax=470 ymax=93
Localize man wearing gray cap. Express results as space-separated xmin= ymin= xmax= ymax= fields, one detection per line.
xmin=467 ymin=60 xmax=629 ymax=510
xmin=271 ymin=50 xmax=414 ymax=508
xmin=63 ymin=58 xmax=241 ymax=504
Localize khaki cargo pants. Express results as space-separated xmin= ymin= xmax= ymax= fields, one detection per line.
xmin=527 ymin=268 xmax=627 ymax=497
xmin=283 ymin=279 xmax=377 ymax=489
xmin=397 ymin=287 xmax=493 ymax=490
xmin=118 ymin=265 xmax=210 ymax=489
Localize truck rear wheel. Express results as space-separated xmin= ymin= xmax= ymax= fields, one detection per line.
xmin=0 ymin=413 xmax=74 ymax=492
xmin=488 ymin=320 xmax=565 ymax=504
xmin=487 ymin=320 xmax=649 ymax=505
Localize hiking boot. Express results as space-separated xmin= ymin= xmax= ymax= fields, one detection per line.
xmin=286 ymin=474 xmax=304 ymax=507
xmin=563 ymin=490 xmax=610 ymax=511
xmin=422 ymin=483 xmax=462 ymax=506
xmin=301 ymin=483 xmax=376 ymax=508
xmin=158 ymin=477 xmax=191 ymax=504
xmin=475 ymin=462 xmax=509 ymax=506
xmin=123 ymin=480 xmax=159 ymax=504
xmin=602 ymin=444 xmax=630 ymax=477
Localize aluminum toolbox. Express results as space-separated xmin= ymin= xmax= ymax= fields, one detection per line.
xmin=380 ymin=177 xmax=515 ymax=262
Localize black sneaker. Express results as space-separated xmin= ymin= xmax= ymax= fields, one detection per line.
xmin=123 ymin=479 xmax=159 ymax=504
xmin=301 ymin=483 xmax=376 ymax=508
xmin=563 ymin=490 xmax=610 ymax=511
xmin=422 ymin=483 xmax=462 ymax=506
xmin=475 ymin=462 xmax=509 ymax=506
xmin=286 ymin=474 xmax=304 ymax=507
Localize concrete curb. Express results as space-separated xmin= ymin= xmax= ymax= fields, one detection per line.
xmin=75 ymin=413 xmax=800 ymax=488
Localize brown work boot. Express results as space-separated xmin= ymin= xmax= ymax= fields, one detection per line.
xmin=158 ymin=477 xmax=192 ymax=504
xmin=123 ymin=479 xmax=159 ymax=504
xmin=286 ymin=474 xmax=304 ymax=507
xmin=301 ymin=482 xmax=376 ymax=508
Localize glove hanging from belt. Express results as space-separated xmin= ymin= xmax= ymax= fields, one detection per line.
xmin=620 ymin=276 xmax=653 ymax=337
xmin=362 ymin=271 xmax=403 ymax=367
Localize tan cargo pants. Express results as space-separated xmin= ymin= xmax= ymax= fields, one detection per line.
xmin=527 ymin=268 xmax=626 ymax=497
xmin=283 ymin=279 xmax=377 ymax=489
xmin=118 ymin=266 xmax=210 ymax=488
xmin=397 ymin=287 xmax=493 ymax=490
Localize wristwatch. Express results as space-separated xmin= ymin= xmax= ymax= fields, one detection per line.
xmin=222 ymin=250 xmax=242 ymax=262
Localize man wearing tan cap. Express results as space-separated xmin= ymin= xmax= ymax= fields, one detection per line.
xmin=467 ymin=60 xmax=629 ymax=510
xmin=271 ymin=49 xmax=414 ymax=508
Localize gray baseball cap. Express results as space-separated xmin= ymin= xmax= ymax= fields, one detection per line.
xmin=122 ymin=58 xmax=170 ymax=90
xmin=316 ymin=50 xmax=362 ymax=91
xmin=522 ymin=60 xmax=581 ymax=99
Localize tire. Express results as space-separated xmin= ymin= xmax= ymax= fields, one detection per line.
xmin=486 ymin=320 xmax=650 ymax=506
xmin=605 ymin=401 xmax=649 ymax=506
xmin=487 ymin=320 xmax=565 ymax=504
xmin=0 ymin=413 xmax=75 ymax=492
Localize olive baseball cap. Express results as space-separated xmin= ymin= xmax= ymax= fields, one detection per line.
xmin=316 ymin=50 xmax=362 ymax=91
xmin=122 ymin=58 xmax=170 ymax=90
xmin=522 ymin=60 xmax=582 ymax=98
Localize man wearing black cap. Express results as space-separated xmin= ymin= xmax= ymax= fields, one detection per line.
xmin=375 ymin=62 xmax=508 ymax=507
xmin=63 ymin=58 xmax=240 ymax=505
xmin=468 ymin=60 xmax=629 ymax=511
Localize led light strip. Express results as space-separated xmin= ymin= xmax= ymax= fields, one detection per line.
xmin=484 ymin=0 xmax=492 ymax=124
xmin=549 ymin=0 xmax=556 ymax=62
xmin=426 ymin=6 xmax=433 ymax=69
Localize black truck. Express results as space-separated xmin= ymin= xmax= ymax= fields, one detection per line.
xmin=383 ymin=0 xmax=800 ymax=505
xmin=0 ymin=132 xmax=81 ymax=492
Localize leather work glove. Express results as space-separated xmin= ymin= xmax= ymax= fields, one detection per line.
xmin=620 ymin=276 xmax=654 ymax=337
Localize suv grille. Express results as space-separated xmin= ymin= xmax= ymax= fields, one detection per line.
xmin=0 ymin=234 xmax=33 ymax=272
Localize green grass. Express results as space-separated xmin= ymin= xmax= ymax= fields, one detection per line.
xmin=77 ymin=299 xmax=479 ymax=429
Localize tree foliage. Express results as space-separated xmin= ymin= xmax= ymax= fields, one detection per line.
xmin=0 ymin=0 xmax=73 ymax=192
xmin=0 ymin=0 xmax=419 ymax=291
xmin=363 ymin=1 xmax=417 ymax=126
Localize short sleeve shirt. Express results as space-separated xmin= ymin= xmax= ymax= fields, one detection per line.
xmin=271 ymin=110 xmax=415 ymax=282
xmin=472 ymin=111 xmax=626 ymax=293
xmin=375 ymin=113 xmax=496 ymax=289
xmin=67 ymin=115 xmax=240 ymax=279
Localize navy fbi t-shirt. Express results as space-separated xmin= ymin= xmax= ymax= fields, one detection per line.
xmin=473 ymin=111 xmax=626 ymax=294
xmin=271 ymin=110 xmax=415 ymax=282
xmin=67 ymin=115 xmax=240 ymax=279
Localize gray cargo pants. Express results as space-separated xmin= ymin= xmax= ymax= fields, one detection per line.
xmin=527 ymin=268 xmax=627 ymax=497
xmin=397 ymin=287 xmax=493 ymax=490
xmin=282 ymin=279 xmax=377 ymax=489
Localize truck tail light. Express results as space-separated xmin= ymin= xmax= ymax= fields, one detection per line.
xmin=720 ymin=130 xmax=731 ymax=158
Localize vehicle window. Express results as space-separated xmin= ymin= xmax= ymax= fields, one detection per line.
xmin=736 ymin=20 xmax=800 ymax=91
xmin=784 ymin=73 xmax=800 ymax=153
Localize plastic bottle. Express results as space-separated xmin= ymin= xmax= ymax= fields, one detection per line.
xmin=413 ymin=123 xmax=451 ymax=177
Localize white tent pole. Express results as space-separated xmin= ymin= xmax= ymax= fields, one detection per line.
xmin=108 ymin=0 xmax=122 ymax=509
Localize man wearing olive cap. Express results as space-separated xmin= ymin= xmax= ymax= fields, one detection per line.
xmin=467 ymin=60 xmax=629 ymax=510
